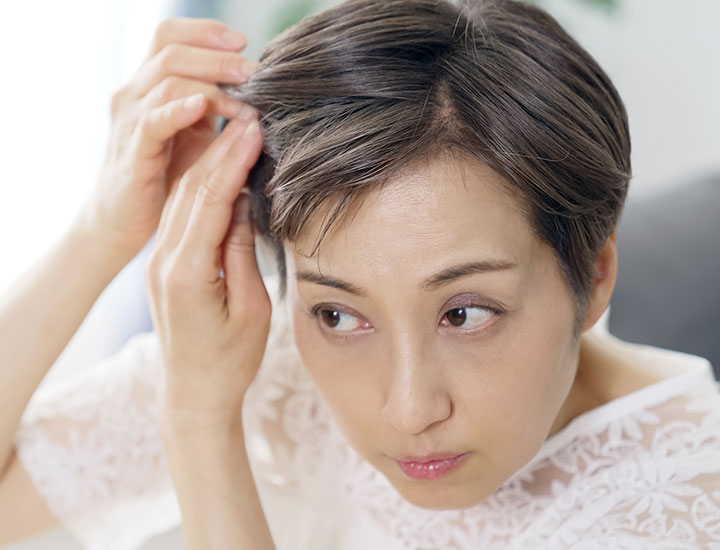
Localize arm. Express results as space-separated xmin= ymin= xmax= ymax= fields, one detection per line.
xmin=145 ymin=103 xmax=275 ymax=546
xmin=0 ymin=16 xmax=255 ymax=540
xmin=1 ymin=330 xmax=176 ymax=547
xmin=0 ymin=215 xmax=133 ymax=477
xmin=160 ymin=418 xmax=275 ymax=549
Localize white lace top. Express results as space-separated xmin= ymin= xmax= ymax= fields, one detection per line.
xmin=13 ymin=274 xmax=720 ymax=550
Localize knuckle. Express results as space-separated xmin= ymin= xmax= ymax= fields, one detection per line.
xmin=217 ymin=52 xmax=240 ymax=77
xmin=145 ymin=274 xmax=164 ymax=302
xmin=157 ymin=75 xmax=183 ymax=103
xmin=144 ymin=267 xmax=158 ymax=294
xmin=160 ymin=103 xmax=176 ymax=126
xmin=145 ymin=252 xmax=159 ymax=275
xmin=210 ymin=84 xmax=225 ymax=104
xmin=178 ymin=167 xmax=202 ymax=194
xmin=145 ymin=250 xmax=163 ymax=273
xmin=137 ymin=110 xmax=153 ymax=133
xmin=157 ymin=44 xmax=179 ymax=73
xmin=198 ymin=179 xmax=224 ymax=208
xmin=206 ymin=19 xmax=228 ymax=36
xmin=164 ymin=265 xmax=193 ymax=298
xmin=155 ymin=18 xmax=179 ymax=45
xmin=110 ymin=88 xmax=127 ymax=117
xmin=200 ymin=19 xmax=228 ymax=40
xmin=225 ymin=232 xmax=255 ymax=254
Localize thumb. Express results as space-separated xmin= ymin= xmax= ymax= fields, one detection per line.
xmin=223 ymin=192 xmax=264 ymax=306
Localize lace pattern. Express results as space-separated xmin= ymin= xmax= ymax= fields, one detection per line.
xmin=13 ymin=274 xmax=720 ymax=549
xmin=329 ymin=383 xmax=720 ymax=549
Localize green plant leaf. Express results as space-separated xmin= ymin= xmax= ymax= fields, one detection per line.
xmin=269 ymin=0 xmax=323 ymax=38
xmin=526 ymin=0 xmax=620 ymax=14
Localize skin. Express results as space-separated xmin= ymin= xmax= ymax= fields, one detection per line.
xmin=0 ymin=18 xmax=276 ymax=548
xmin=0 ymin=15 xmax=646 ymax=543
xmin=282 ymin=150 xmax=623 ymax=510
xmin=0 ymin=15 xmax=258 ymax=471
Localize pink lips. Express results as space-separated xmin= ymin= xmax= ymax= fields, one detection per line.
xmin=394 ymin=452 xmax=469 ymax=480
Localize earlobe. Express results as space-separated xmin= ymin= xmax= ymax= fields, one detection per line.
xmin=581 ymin=230 xmax=619 ymax=332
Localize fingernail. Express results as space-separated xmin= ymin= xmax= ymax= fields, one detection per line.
xmin=240 ymin=59 xmax=259 ymax=77
xmin=236 ymin=193 xmax=251 ymax=223
xmin=222 ymin=29 xmax=246 ymax=49
xmin=237 ymin=104 xmax=256 ymax=121
xmin=183 ymin=93 xmax=205 ymax=110
xmin=243 ymin=120 xmax=259 ymax=139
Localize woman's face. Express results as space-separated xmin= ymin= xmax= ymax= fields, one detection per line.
xmin=282 ymin=153 xmax=586 ymax=509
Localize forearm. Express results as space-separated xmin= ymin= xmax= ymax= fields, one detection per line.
xmin=0 ymin=213 xmax=133 ymax=473
xmin=160 ymin=418 xmax=276 ymax=549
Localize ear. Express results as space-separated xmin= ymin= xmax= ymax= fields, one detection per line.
xmin=581 ymin=230 xmax=619 ymax=332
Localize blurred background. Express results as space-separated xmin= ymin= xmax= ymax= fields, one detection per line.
xmin=1 ymin=0 xmax=718 ymax=547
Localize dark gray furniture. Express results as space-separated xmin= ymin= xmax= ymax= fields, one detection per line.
xmin=609 ymin=174 xmax=720 ymax=380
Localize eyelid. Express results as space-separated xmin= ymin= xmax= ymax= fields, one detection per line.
xmin=310 ymin=303 xmax=362 ymax=320
xmin=442 ymin=293 xmax=504 ymax=315
xmin=309 ymin=303 xmax=372 ymax=338
xmin=439 ymin=296 xmax=504 ymax=334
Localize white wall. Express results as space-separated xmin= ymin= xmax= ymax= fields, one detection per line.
xmin=228 ymin=0 xmax=720 ymax=202
xmin=3 ymin=0 xmax=715 ymax=384
xmin=541 ymin=0 xmax=720 ymax=200
xmin=1 ymin=0 xmax=717 ymax=547
xmin=0 ymin=0 xmax=174 ymax=390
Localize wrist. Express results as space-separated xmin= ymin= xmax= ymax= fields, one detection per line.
xmin=159 ymin=411 xmax=247 ymax=475
xmin=71 ymin=202 xmax=142 ymax=271
xmin=159 ymin=406 xmax=245 ymax=444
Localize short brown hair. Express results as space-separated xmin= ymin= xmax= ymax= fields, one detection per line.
xmin=224 ymin=0 xmax=631 ymax=335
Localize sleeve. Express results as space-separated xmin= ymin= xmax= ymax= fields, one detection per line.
xmin=239 ymin=274 xmax=352 ymax=549
xmin=586 ymin=381 xmax=720 ymax=548
xmin=12 ymin=330 xmax=182 ymax=550
xmin=13 ymin=273 xmax=344 ymax=550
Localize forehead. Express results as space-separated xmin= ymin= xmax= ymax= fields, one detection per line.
xmin=286 ymin=152 xmax=539 ymax=271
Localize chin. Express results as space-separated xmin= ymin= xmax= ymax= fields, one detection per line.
xmin=388 ymin=477 xmax=490 ymax=510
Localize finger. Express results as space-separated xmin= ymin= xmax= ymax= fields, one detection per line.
xmin=142 ymin=75 xmax=249 ymax=120
xmin=155 ymin=110 xmax=257 ymax=253
xmin=130 ymin=43 xmax=258 ymax=99
xmin=144 ymin=18 xmax=247 ymax=62
xmin=175 ymin=118 xmax=263 ymax=279
xmin=222 ymin=192 xmax=265 ymax=315
xmin=131 ymin=93 xmax=209 ymax=160
xmin=154 ymin=113 xmax=217 ymax=242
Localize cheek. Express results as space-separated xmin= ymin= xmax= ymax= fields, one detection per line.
xmin=292 ymin=307 xmax=333 ymax=389
xmin=486 ymin=313 xmax=577 ymax=456
xmin=291 ymin=307 xmax=383 ymax=452
xmin=442 ymin=305 xmax=576 ymax=460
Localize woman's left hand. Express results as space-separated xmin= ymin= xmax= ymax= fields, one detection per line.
xmin=145 ymin=108 xmax=270 ymax=435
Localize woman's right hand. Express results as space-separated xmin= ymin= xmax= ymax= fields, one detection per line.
xmin=79 ymin=17 xmax=258 ymax=262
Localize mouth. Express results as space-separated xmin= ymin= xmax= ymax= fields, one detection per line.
xmin=393 ymin=452 xmax=470 ymax=480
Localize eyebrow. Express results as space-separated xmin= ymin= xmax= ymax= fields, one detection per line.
xmin=296 ymin=259 xmax=517 ymax=297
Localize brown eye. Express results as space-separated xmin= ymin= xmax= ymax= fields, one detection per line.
xmin=312 ymin=307 xmax=364 ymax=332
xmin=321 ymin=310 xmax=341 ymax=328
xmin=442 ymin=306 xmax=495 ymax=330
xmin=446 ymin=308 xmax=467 ymax=327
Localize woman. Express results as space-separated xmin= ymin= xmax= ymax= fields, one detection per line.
xmin=2 ymin=0 xmax=719 ymax=548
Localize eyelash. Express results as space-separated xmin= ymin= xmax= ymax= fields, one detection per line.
xmin=308 ymin=300 xmax=503 ymax=341
xmin=308 ymin=304 xmax=368 ymax=342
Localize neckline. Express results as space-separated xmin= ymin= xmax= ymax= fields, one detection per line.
xmin=511 ymin=337 xmax=716 ymax=478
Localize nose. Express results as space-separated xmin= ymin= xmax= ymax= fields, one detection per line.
xmin=381 ymin=338 xmax=453 ymax=435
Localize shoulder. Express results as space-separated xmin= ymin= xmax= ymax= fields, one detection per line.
xmin=483 ymin=383 xmax=720 ymax=548
xmin=531 ymin=382 xmax=720 ymax=546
